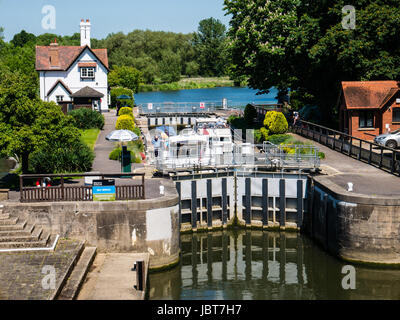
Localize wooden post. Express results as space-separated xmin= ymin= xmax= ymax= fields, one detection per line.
xmin=60 ymin=175 xmax=64 ymax=201
xmin=391 ymin=150 xmax=396 ymax=173
xmin=19 ymin=175 xmax=23 ymax=202
xmin=368 ymin=143 xmax=372 ymax=164
xmin=142 ymin=174 xmax=145 ymax=199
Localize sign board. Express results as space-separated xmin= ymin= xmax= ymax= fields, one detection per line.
xmin=92 ymin=179 xmax=116 ymax=201
xmin=200 ymin=102 xmax=205 ymax=109
xmin=148 ymin=103 xmax=153 ymax=110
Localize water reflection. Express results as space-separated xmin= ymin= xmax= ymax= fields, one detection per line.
xmin=149 ymin=229 xmax=400 ymax=300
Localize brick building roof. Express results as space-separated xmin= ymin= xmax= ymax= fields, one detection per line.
xmin=341 ymin=81 xmax=400 ymax=109
xmin=35 ymin=45 xmax=109 ymax=71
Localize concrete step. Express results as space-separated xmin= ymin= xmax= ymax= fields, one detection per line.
xmin=0 ymin=224 xmax=35 ymax=236
xmin=0 ymin=217 xmax=18 ymax=225
xmin=0 ymin=220 xmax=26 ymax=231
xmin=0 ymin=231 xmax=50 ymax=249
xmin=58 ymin=247 xmax=97 ymax=300
xmin=0 ymin=214 xmax=10 ymax=220
xmin=0 ymin=228 xmax=42 ymax=243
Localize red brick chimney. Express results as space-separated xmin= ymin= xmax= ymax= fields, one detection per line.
xmin=49 ymin=38 xmax=59 ymax=67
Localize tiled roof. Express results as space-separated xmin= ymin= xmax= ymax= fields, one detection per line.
xmin=71 ymin=86 xmax=104 ymax=98
xmin=36 ymin=45 xmax=109 ymax=71
xmin=341 ymin=81 xmax=400 ymax=109
xmin=46 ymin=79 xmax=72 ymax=96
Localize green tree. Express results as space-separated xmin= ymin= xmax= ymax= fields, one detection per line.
xmin=193 ymin=17 xmax=227 ymax=77
xmin=11 ymin=30 xmax=36 ymax=47
xmin=185 ymin=61 xmax=200 ymax=77
xmin=224 ymin=0 xmax=400 ymax=124
xmin=0 ymin=70 xmax=80 ymax=173
xmin=108 ymin=65 xmax=142 ymax=93
xmin=159 ymin=50 xmax=182 ymax=83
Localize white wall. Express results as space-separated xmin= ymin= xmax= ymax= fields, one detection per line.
xmin=47 ymin=82 xmax=72 ymax=104
xmin=39 ymin=48 xmax=109 ymax=111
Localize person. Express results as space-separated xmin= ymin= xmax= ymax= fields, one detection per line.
xmin=293 ymin=111 xmax=300 ymax=127
xmin=152 ymin=135 xmax=161 ymax=158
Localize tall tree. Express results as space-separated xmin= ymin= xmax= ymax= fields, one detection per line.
xmin=193 ymin=18 xmax=228 ymax=77
xmin=224 ymin=0 xmax=400 ymax=124
xmin=108 ymin=65 xmax=143 ymax=93
xmin=10 ymin=30 xmax=36 ymax=47
xmin=0 ymin=70 xmax=80 ymax=173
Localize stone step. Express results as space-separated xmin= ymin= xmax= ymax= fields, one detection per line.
xmin=0 ymin=227 xmax=42 ymax=243
xmin=0 ymin=220 xmax=26 ymax=231
xmin=0 ymin=214 xmax=10 ymax=220
xmin=58 ymin=247 xmax=97 ymax=300
xmin=0 ymin=232 xmax=50 ymax=249
xmin=0 ymin=224 xmax=35 ymax=236
xmin=0 ymin=217 xmax=18 ymax=225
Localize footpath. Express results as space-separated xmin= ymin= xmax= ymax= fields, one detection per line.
xmin=291 ymin=133 xmax=400 ymax=196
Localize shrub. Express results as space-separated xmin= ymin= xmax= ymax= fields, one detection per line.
xmin=30 ymin=139 xmax=94 ymax=173
xmin=110 ymin=87 xmax=134 ymax=109
xmin=116 ymin=115 xmax=136 ymax=131
xmin=109 ymin=147 xmax=121 ymax=161
xmin=118 ymin=107 xmax=134 ymax=119
xmin=244 ymin=104 xmax=257 ymax=124
xmin=263 ymin=111 xmax=288 ymax=134
xmin=267 ymin=134 xmax=292 ymax=145
xmin=68 ymin=108 xmax=105 ymax=130
xmin=254 ymin=127 xmax=269 ymax=143
xmin=260 ymin=127 xmax=269 ymax=141
xmin=109 ymin=146 xmax=142 ymax=163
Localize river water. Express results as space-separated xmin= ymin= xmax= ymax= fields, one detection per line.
xmin=149 ymin=229 xmax=400 ymax=300
xmin=135 ymin=86 xmax=278 ymax=107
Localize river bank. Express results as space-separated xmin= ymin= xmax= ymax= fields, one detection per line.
xmin=138 ymin=77 xmax=237 ymax=93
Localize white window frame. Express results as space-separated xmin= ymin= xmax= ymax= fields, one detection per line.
xmin=81 ymin=67 xmax=95 ymax=79
xmin=56 ymin=95 xmax=64 ymax=102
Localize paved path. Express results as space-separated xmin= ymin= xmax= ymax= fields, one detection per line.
xmin=0 ymin=239 xmax=83 ymax=300
xmin=291 ymin=133 xmax=400 ymax=196
xmin=77 ymin=253 xmax=149 ymax=300
xmin=93 ymin=110 xmax=135 ymax=173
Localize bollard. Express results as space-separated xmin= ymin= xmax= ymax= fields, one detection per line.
xmin=132 ymin=260 xmax=145 ymax=291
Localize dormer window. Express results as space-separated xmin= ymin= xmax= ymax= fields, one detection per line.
xmin=81 ymin=67 xmax=95 ymax=79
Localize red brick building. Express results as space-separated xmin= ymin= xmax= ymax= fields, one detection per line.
xmin=338 ymin=81 xmax=400 ymax=140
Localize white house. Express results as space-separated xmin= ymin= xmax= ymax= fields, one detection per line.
xmin=36 ymin=19 xmax=110 ymax=112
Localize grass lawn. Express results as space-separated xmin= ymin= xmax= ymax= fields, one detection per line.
xmin=81 ymin=128 xmax=100 ymax=150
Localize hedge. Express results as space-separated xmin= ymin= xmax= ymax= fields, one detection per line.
xmin=68 ymin=108 xmax=105 ymax=130
xmin=119 ymin=107 xmax=134 ymax=119
xmin=263 ymin=111 xmax=288 ymax=134
xmin=244 ymin=104 xmax=257 ymax=124
xmin=30 ymin=138 xmax=94 ymax=173
xmin=116 ymin=114 xmax=136 ymax=132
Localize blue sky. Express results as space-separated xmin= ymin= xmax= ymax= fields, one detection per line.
xmin=0 ymin=0 xmax=231 ymax=41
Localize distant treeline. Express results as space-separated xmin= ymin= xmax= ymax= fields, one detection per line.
xmin=1 ymin=18 xmax=238 ymax=92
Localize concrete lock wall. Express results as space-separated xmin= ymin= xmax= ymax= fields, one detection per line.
xmin=3 ymin=179 xmax=180 ymax=270
xmin=175 ymin=171 xmax=309 ymax=232
xmin=306 ymin=176 xmax=400 ymax=265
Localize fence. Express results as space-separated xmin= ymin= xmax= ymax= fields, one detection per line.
xmin=138 ymin=101 xmax=280 ymax=115
xmin=262 ymin=142 xmax=320 ymax=170
xmin=292 ymin=120 xmax=400 ymax=176
xmin=149 ymin=141 xmax=320 ymax=172
xmin=19 ymin=173 xmax=145 ymax=203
